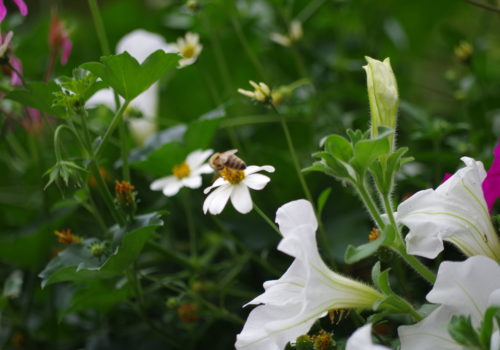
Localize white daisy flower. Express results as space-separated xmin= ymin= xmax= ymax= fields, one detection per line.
xmin=150 ymin=149 xmax=213 ymax=197
xmin=203 ymin=165 xmax=275 ymax=215
xmin=170 ymin=32 xmax=203 ymax=67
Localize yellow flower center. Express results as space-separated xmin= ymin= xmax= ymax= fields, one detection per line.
xmin=181 ymin=44 xmax=195 ymax=59
xmin=220 ymin=167 xmax=245 ymax=184
xmin=172 ymin=162 xmax=191 ymax=179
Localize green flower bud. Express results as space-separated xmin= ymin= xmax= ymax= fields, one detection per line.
xmin=363 ymin=57 xmax=398 ymax=147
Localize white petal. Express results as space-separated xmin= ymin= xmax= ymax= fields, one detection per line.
xmin=203 ymin=177 xmax=227 ymax=194
xmin=162 ymin=180 xmax=183 ymax=197
xmin=203 ymin=184 xmax=232 ymax=215
xmin=230 ymin=184 xmax=252 ymax=214
xmin=85 ymin=88 xmax=117 ymax=111
xmin=490 ymin=331 xmax=500 ymax=350
xmin=129 ymin=83 xmax=159 ymax=118
xmin=427 ymin=256 xmax=500 ymax=322
xmin=235 ymin=303 xmax=310 ymax=350
xmin=186 ymin=149 xmax=213 ymax=169
xmin=346 ymin=324 xmax=390 ymax=350
xmin=245 ymin=165 xmax=275 ymax=176
xmin=192 ymin=163 xmax=213 ymax=176
xmin=116 ymin=29 xmax=170 ymax=63
xmin=243 ymin=173 xmax=270 ymax=190
xmin=275 ymin=199 xmax=317 ymax=237
xmin=150 ymin=176 xmax=176 ymax=191
xmin=181 ymin=175 xmax=202 ymax=189
xmin=128 ymin=118 xmax=157 ymax=146
xmin=397 ymin=157 xmax=500 ymax=260
xmin=399 ymin=306 xmax=457 ymax=350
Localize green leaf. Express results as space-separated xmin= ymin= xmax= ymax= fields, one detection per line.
xmin=351 ymin=128 xmax=393 ymax=173
xmin=81 ymin=51 xmax=179 ymax=101
xmin=448 ymin=315 xmax=481 ymax=349
xmin=344 ymin=234 xmax=384 ymax=264
xmin=6 ymin=81 xmax=66 ymax=118
xmin=39 ymin=212 xmax=163 ymax=287
xmin=0 ymin=207 xmax=76 ymax=270
xmin=345 ymin=225 xmax=394 ymax=264
xmin=59 ymin=280 xmax=131 ymax=321
xmin=317 ymin=188 xmax=332 ymax=218
xmin=323 ymin=134 xmax=353 ymax=161
xmin=479 ymin=306 xmax=500 ymax=349
xmin=129 ymin=111 xmax=224 ymax=177
xmin=131 ymin=141 xmax=187 ymax=177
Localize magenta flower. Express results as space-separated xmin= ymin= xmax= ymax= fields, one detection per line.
xmin=0 ymin=0 xmax=28 ymax=22
xmin=483 ymin=138 xmax=500 ymax=212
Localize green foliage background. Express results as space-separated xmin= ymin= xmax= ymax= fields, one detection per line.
xmin=1 ymin=0 xmax=499 ymax=348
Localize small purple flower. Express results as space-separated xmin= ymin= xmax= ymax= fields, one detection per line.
xmin=0 ymin=0 xmax=28 ymax=22
xmin=483 ymin=138 xmax=500 ymax=212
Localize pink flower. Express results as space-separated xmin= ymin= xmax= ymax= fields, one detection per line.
xmin=483 ymin=138 xmax=500 ymax=212
xmin=0 ymin=0 xmax=28 ymax=22
xmin=9 ymin=55 xmax=22 ymax=85
xmin=49 ymin=13 xmax=72 ymax=65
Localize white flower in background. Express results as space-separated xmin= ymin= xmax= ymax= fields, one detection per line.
xmin=270 ymin=19 xmax=303 ymax=47
xmin=170 ymin=32 xmax=202 ymax=67
xmin=237 ymin=81 xmax=271 ymax=103
xmin=399 ymin=256 xmax=500 ymax=350
xmin=150 ymin=149 xmax=213 ymax=197
xmin=203 ymin=165 xmax=274 ymax=215
xmin=346 ymin=324 xmax=390 ymax=350
xmin=396 ymin=157 xmax=500 ymax=260
xmin=235 ymin=200 xmax=383 ymax=349
xmin=86 ymin=29 xmax=173 ymax=145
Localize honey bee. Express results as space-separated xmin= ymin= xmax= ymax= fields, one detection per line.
xmin=209 ymin=149 xmax=247 ymax=171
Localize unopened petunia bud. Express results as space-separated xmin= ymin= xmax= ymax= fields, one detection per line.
xmin=363 ymin=57 xmax=398 ymax=146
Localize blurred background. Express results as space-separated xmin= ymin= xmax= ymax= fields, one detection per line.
xmin=1 ymin=0 xmax=500 ymax=349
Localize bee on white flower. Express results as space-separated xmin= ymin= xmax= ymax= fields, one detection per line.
xmin=203 ymin=161 xmax=275 ymax=215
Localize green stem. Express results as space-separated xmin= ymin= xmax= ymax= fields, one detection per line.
xmin=73 ymin=111 xmax=126 ymax=227
xmin=253 ymin=202 xmax=281 ymax=236
xmin=464 ymin=0 xmax=500 ymax=13
xmin=118 ymin=119 xmax=130 ymax=181
xmin=87 ymin=0 xmax=111 ymax=55
xmin=230 ymin=14 xmax=266 ymax=80
xmin=147 ymin=241 xmax=194 ymax=270
xmin=181 ymin=190 xmax=197 ymax=259
xmin=127 ymin=269 xmax=180 ymax=348
xmin=355 ymin=179 xmax=385 ymax=229
xmin=7 ymin=62 xmax=26 ymax=87
xmin=380 ymin=192 xmax=436 ymax=284
xmin=95 ymin=101 xmax=130 ymax=159
xmin=273 ymin=107 xmax=334 ymax=265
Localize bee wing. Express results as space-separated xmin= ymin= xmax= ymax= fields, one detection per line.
xmin=220 ymin=149 xmax=238 ymax=162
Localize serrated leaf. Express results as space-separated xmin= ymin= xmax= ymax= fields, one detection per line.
xmin=81 ymin=51 xmax=179 ymax=101
xmin=39 ymin=212 xmax=163 ymax=287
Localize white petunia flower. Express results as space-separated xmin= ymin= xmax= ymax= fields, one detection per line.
xmin=396 ymin=157 xmax=500 ymax=260
xmin=399 ymin=256 xmax=500 ymax=350
xmin=170 ymin=32 xmax=202 ymax=67
xmin=150 ymin=149 xmax=213 ymax=197
xmin=346 ymin=324 xmax=390 ymax=350
xmin=235 ymin=200 xmax=383 ymax=350
xmin=86 ymin=29 xmax=174 ymax=145
xmin=203 ymin=165 xmax=274 ymax=215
